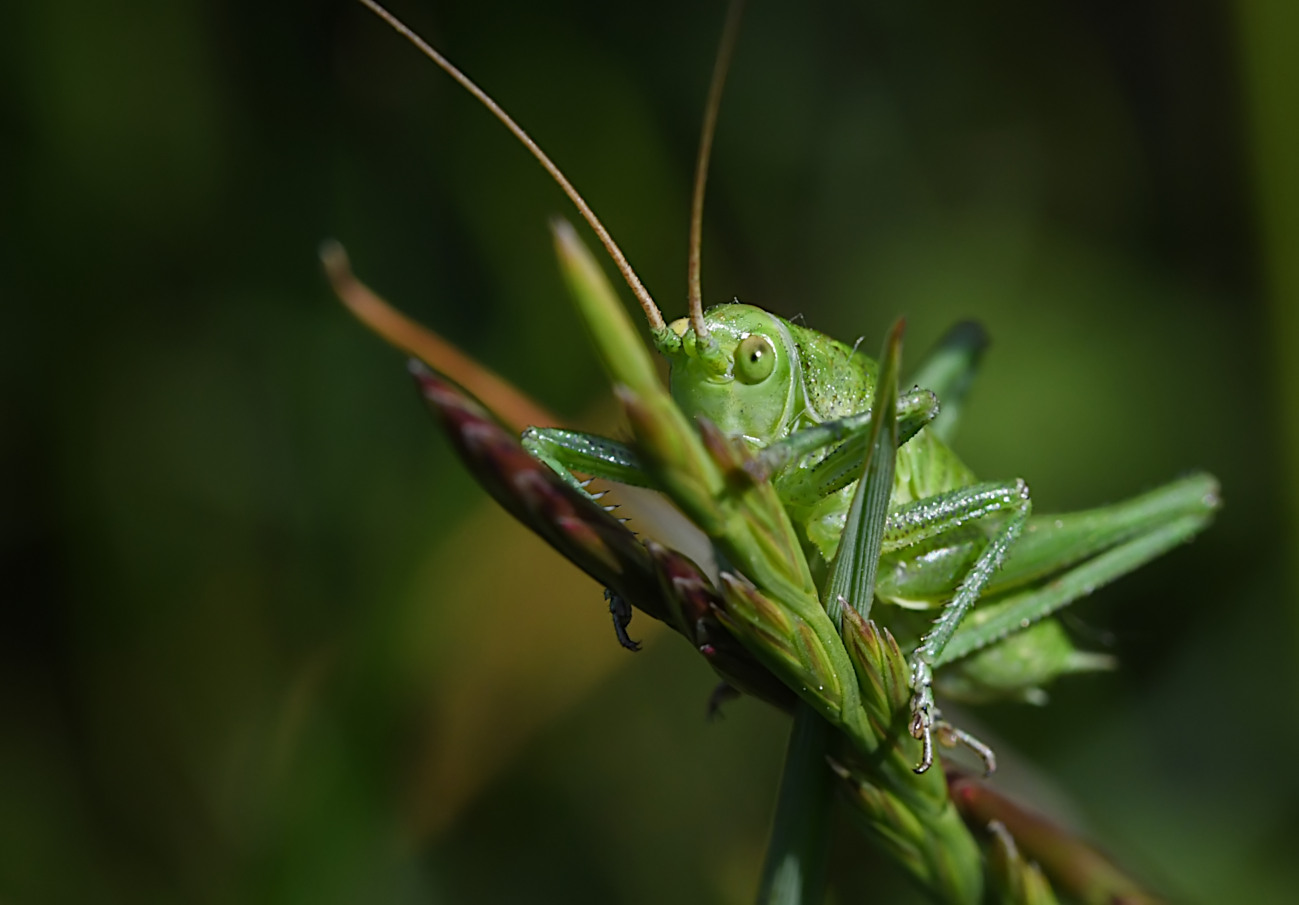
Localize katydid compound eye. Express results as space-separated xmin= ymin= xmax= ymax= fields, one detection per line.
xmin=734 ymin=333 xmax=776 ymax=384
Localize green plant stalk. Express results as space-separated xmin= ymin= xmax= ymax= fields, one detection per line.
xmin=554 ymin=220 xmax=985 ymax=903
xmin=756 ymin=706 xmax=837 ymax=904
xmin=758 ymin=321 xmax=917 ymax=905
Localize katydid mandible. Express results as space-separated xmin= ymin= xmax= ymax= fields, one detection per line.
xmin=333 ymin=0 xmax=1219 ymax=775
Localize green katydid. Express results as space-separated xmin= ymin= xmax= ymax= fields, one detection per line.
xmin=332 ymin=0 xmax=1219 ymax=782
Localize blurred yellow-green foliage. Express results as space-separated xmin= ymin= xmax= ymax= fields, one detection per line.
xmin=4 ymin=1 xmax=1298 ymax=902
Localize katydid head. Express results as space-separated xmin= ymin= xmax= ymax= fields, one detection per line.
xmin=662 ymin=304 xmax=799 ymax=445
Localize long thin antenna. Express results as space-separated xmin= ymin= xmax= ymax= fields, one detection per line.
xmin=687 ymin=0 xmax=747 ymax=343
xmin=355 ymin=0 xmax=666 ymax=331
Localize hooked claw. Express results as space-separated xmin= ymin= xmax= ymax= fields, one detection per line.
xmin=909 ymin=657 xmax=997 ymax=776
xmin=909 ymin=658 xmax=937 ymax=773
xmin=911 ymin=701 xmax=935 ymax=774
xmin=606 ymin=589 xmax=640 ymax=652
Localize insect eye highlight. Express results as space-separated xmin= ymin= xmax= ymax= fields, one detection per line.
xmin=734 ymin=333 xmax=776 ymax=385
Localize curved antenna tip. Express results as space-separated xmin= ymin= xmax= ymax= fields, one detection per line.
xmin=319 ymin=239 xmax=349 ymax=275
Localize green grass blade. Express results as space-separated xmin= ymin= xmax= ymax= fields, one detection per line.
xmin=825 ymin=319 xmax=905 ymax=627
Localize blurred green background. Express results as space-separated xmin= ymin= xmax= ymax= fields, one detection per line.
xmin=5 ymin=0 xmax=1298 ymax=902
